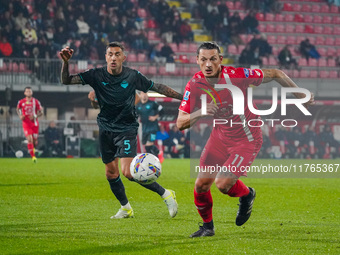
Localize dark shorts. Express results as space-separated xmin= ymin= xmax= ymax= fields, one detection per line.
xmin=99 ymin=130 xmax=137 ymax=164
xmin=142 ymin=132 xmax=157 ymax=145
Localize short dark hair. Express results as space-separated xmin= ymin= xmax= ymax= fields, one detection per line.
xmin=196 ymin=42 xmax=221 ymax=56
xmin=106 ymin=41 xmax=125 ymax=52
xmin=24 ymin=86 xmax=32 ymax=92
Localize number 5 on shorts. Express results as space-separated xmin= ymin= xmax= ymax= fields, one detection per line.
xmin=124 ymin=140 xmax=131 ymax=152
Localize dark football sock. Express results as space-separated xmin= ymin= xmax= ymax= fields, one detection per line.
xmin=108 ymin=175 xmax=128 ymax=206
xmin=139 ymin=181 xmax=165 ymax=196
xmin=145 ymin=145 xmax=159 ymax=156
xmin=203 ymin=220 xmax=214 ymax=230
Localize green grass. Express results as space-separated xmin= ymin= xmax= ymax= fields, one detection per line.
xmin=0 ymin=158 xmax=339 ymax=255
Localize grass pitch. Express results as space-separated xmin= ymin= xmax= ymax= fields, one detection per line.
xmin=0 ymin=158 xmax=339 ymax=255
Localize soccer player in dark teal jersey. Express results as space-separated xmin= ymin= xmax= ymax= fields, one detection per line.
xmin=136 ymin=92 xmax=164 ymax=162
xmin=60 ymin=42 xmax=182 ymax=219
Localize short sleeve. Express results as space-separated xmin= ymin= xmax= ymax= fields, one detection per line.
xmin=233 ymin=68 xmax=264 ymax=87
xmin=135 ymin=71 xmax=154 ymax=92
xmin=178 ymin=81 xmax=191 ymax=114
xmin=78 ymin=69 xmax=96 ymax=86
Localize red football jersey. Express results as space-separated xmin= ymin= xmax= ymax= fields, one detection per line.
xmin=179 ymin=66 xmax=264 ymax=141
xmin=17 ymin=97 xmax=42 ymax=126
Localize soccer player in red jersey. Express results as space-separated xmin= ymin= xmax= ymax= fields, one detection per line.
xmin=16 ymin=87 xmax=43 ymax=162
xmin=176 ymin=42 xmax=315 ymax=237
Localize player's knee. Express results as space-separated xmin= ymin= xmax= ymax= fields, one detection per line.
xmin=106 ymin=171 xmax=119 ymax=180
xmin=195 ymin=179 xmax=212 ymax=193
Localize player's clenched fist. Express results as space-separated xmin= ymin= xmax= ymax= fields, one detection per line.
xmin=59 ymin=47 xmax=74 ymax=62
xmin=88 ymin=90 xmax=97 ymax=102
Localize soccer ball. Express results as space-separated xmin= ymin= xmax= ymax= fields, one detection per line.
xmin=130 ymin=153 xmax=161 ymax=184
xmin=15 ymin=150 xmax=24 ymax=158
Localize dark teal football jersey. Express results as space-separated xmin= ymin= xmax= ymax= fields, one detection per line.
xmin=79 ymin=66 xmax=154 ymax=132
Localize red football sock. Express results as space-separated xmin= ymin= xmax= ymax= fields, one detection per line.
xmin=27 ymin=143 xmax=35 ymax=158
xmin=227 ymin=180 xmax=250 ymax=197
xmin=194 ymin=189 xmax=213 ymax=223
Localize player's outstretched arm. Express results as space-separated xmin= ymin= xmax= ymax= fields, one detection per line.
xmin=262 ymin=69 xmax=315 ymax=107
xmin=59 ymin=47 xmax=82 ymax=85
xmin=177 ymin=101 xmax=218 ymax=131
xmin=150 ymin=83 xmax=183 ymax=100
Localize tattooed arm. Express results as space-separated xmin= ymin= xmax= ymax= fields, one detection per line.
xmin=150 ymin=83 xmax=183 ymax=100
xmin=59 ymin=47 xmax=82 ymax=85
xmin=262 ymin=69 xmax=315 ymax=107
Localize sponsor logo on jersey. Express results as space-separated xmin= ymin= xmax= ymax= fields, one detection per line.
xmin=121 ymin=80 xmax=129 ymax=88
xmin=250 ymin=70 xmax=254 ymax=76
xmin=184 ymin=90 xmax=190 ymax=100
xmin=243 ymin=68 xmax=249 ymax=78
xmin=255 ymin=70 xmax=261 ymax=77
xmin=181 ymin=101 xmax=187 ymax=106
xmin=101 ymin=82 xmax=109 ymax=86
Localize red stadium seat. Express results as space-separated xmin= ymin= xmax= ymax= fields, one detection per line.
xmin=190 ymin=67 xmax=199 ymax=74
xmin=337 ymin=48 xmax=340 ymax=56
xmin=240 ymin=34 xmax=247 ymax=43
xmin=276 ymin=24 xmax=285 ymax=33
xmin=147 ymin=30 xmax=159 ymax=41
xmin=277 ymin=35 xmax=286 ymax=44
xmin=317 ymin=47 xmax=326 ymax=57
xmin=189 ymin=55 xmax=197 ymax=64
xmin=182 ymin=67 xmax=191 ymax=76
xmin=284 ymin=14 xmax=294 ymax=22
xmin=275 ymin=14 xmax=284 ymax=22
xmin=327 ymin=58 xmax=336 ymax=67
xmin=228 ymin=45 xmax=238 ymax=55
xmin=138 ymin=65 xmax=148 ymax=74
xmin=293 ymin=4 xmax=302 ymax=12
xmin=329 ymin=71 xmax=338 ymax=79
xmin=326 ymin=47 xmax=336 ymax=57
xmin=169 ymin=43 xmax=178 ymax=52
xmin=226 ymin=1 xmax=234 ymax=10
xmin=334 ymin=16 xmax=340 ymax=25
xmin=262 ymin=57 xmax=268 ymax=66
xmin=0 ymin=62 xmax=6 ymax=72
xmin=305 ymin=25 xmax=314 ymax=34
xmin=333 ymin=26 xmax=340 ymax=35
xmin=258 ymin=23 xmax=266 ymax=32
xmin=311 ymin=5 xmax=321 ymax=13
xmin=304 ymin=14 xmax=313 ymax=23
xmin=178 ymin=43 xmax=189 ymax=52
xmin=256 ymin=13 xmax=265 ymax=21
xmin=299 ymin=58 xmax=308 ymax=66
xmin=127 ymin=53 xmax=137 ymax=62
xmin=293 ymin=70 xmax=300 ymax=78
xmin=314 ymin=25 xmax=323 ymax=34
xmin=309 ymin=58 xmax=318 ymax=67
xmin=285 ymin=24 xmax=295 ymax=33
xmin=300 ymin=70 xmax=309 ymax=78
xmin=269 ymin=56 xmax=277 ymax=66
xmin=296 ymin=36 xmax=306 ymax=45
xmin=286 ymin=36 xmax=296 ymax=45
xmin=336 ymin=38 xmax=340 ymax=46
xmin=325 ymin=37 xmax=335 ymax=46
xmin=313 ymin=15 xmax=323 ymax=23
xmin=319 ymin=70 xmax=329 ymax=79
xmin=148 ymin=66 xmax=157 ymax=75
xmin=159 ymin=66 xmax=169 ymax=76
xmin=272 ymin=46 xmax=279 ymax=56
xmin=320 ymin=5 xmax=330 ymax=13
xmin=310 ymin=70 xmax=318 ymax=78
xmin=267 ymin=35 xmax=276 ymax=44
xmin=294 ymin=14 xmax=304 ymax=22
xmin=179 ymin=55 xmax=189 ymax=63
xmin=265 ymin=13 xmax=275 ymax=21
xmin=266 ymin=24 xmax=275 ymax=33
xmin=189 ymin=43 xmax=197 ymax=52
xmin=295 ymin=25 xmax=305 ymax=34
xmin=324 ymin=27 xmax=333 ymax=35
xmin=147 ymin=19 xmax=157 ymax=29
xmin=234 ymin=1 xmax=242 ymax=9
xmin=330 ymin=5 xmax=339 ymax=13
xmin=316 ymin=36 xmax=325 ymax=45
xmin=307 ymin=36 xmax=316 ymax=45
xmin=137 ymin=53 xmax=147 ymax=62
xmin=322 ymin=16 xmax=332 ymax=24
xmin=318 ymin=58 xmax=327 ymax=66
xmin=283 ymin=3 xmax=293 ymax=11
xmin=301 ymin=4 xmax=311 ymax=12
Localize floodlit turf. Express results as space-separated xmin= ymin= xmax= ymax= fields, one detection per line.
xmin=0 ymin=158 xmax=339 ymax=255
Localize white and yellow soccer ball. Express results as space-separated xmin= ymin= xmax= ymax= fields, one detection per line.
xmin=130 ymin=153 xmax=161 ymax=184
xmin=15 ymin=150 xmax=24 ymax=158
